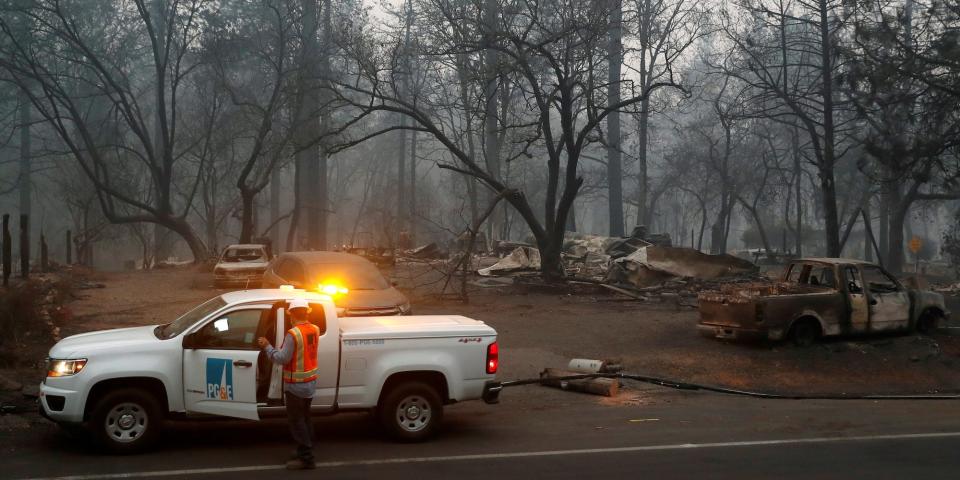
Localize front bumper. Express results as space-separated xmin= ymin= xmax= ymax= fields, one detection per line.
xmin=38 ymin=381 xmax=85 ymax=423
xmin=697 ymin=323 xmax=768 ymax=341
xmin=214 ymin=273 xmax=263 ymax=287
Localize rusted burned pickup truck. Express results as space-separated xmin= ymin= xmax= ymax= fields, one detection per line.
xmin=698 ymin=258 xmax=950 ymax=346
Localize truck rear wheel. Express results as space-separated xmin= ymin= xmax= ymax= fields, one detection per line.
xmin=90 ymin=388 xmax=163 ymax=454
xmin=378 ymin=382 xmax=443 ymax=443
xmin=789 ymin=319 xmax=820 ymax=347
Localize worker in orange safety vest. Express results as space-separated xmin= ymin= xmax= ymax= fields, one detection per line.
xmin=258 ymin=298 xmax=320 ymax=470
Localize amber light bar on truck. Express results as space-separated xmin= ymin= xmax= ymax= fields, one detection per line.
xmin=317 ymin=281 xmax=349 ymax=297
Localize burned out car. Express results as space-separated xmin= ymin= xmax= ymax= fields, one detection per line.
xmin=261 ymin=251 xmax=411 ymax=316
xmin=213 ymin=244 xmax=272 ymax=288
xmin=698 ymin=258 xmax=950 ymax=346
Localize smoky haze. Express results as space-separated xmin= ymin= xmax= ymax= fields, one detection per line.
xmin=0 ymin=0 xmax=957 ymax=275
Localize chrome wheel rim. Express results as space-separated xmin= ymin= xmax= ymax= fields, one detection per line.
xmin=104 ymin=402 xmax=148 ymax=443
xmin=395 ymin=395 xmax=431 ymax=433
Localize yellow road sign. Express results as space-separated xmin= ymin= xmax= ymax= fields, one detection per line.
xmin=909 ymin=236 xmax=922 ymax=254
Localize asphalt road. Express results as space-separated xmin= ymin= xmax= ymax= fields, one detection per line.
xmin=3 ymin=383 xmax=960 ymax=479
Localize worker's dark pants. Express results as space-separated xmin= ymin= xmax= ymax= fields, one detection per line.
xmin=286 ymin=394 xmax=314 ymax=462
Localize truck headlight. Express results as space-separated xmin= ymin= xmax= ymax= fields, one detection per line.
xmin=46 ymin=358 xmax=87 ymax=377
xmin=399 ymin=302 xmax=412 ymax=315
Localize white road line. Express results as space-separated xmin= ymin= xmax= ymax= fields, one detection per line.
xmin=23 ymin=431 xmax=960 ymax=480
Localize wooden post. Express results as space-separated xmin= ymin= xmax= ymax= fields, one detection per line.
xmin=19 ymin=214 xmax=29 ymax=278
xmin=65 ymin=230 xmax=72 ymax=264
xmin=2 ymin=214 xmax=10 ymax=287
xmin=540 ymin=368 xmax=619 ymax=397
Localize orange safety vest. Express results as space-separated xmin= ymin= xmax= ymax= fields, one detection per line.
xmin=282 ymin=323 xmax=320 ymax=383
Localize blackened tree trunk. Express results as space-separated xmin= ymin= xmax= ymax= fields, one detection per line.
xmin=18 ymin=91 xmax=30 ymax=247
xmin=19 ymin=214 xmax=29 ymax=278
xmin=817 ymin=0 xmax=841 ymax=257
xmin=397 ymin=117 xmax=407 ymax=241
xmin=409 ymin=129 xmax=418 ymax=244
xmin=239 ymin=191 xmax=257 ymax=245
xmin=482 ymin=0 xmax=502 ymax=241
xmin=636 ymin=102 xmax=650 ymax=227
xmin=270 ymin=169 xmax=281 ymax=252
xmin=2 ymin=214 xmax=10 ymax=286
xmin=606 ymin=0 xmax=624 ymax=236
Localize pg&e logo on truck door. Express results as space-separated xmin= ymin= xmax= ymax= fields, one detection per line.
xmin=206 ymin=358 xmax=234 ymax=400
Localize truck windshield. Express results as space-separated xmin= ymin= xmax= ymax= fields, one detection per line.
xmin=157 ymin=296 xmax=227 ymax=339
xmin=222 ymin=248 xmax=265 ymax=263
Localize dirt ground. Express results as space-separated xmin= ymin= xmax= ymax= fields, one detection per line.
xmin=2 ymin=263 xmax=959 ymax=413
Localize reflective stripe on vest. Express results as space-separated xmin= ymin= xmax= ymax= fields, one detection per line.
xmin=282 ymin=323 xmax=319 ymax=383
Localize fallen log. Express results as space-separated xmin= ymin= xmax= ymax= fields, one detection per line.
xmin=540 ymin=368 xmax=619 ymax=397
xmin=598 ymin=283 xmax=648 ymax=301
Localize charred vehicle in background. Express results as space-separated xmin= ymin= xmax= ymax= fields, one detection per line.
xmin=261 ymin=251 xmax=411 ymax=316
xmin=698 ymin=258 xmax=950 ymax=346
xmin=213 ymin=244 xmax=272 ymax=288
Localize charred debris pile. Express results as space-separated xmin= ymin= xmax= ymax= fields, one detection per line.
xmin=394 ymin=226 xmax=769 ymax=305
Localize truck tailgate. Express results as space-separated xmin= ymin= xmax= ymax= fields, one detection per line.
xmin=698 ymin=294 xmax=759 ymax=327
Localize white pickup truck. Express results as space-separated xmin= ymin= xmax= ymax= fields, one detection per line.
xmin=39 ymin=289 xmax=500 ymax=453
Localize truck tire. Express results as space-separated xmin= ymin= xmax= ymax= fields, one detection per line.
xmin=917 ymin=310 xmax=943 ymax=334
xmin=377 ymin=382 xmax=443 ymax=443
xmin=90 ymin=388 xmax=164 ymax=454
xmin=789 ymin=319 xmax=820 ymax=347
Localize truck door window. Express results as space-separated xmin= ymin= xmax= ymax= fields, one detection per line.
xmin=308 ymin=304 xmax=327 ymax=335
xmin=861 ymin=266 xmax=899 ymax=294
xmin=786 ymin=264 xmax=807 ymax=283
xmin=808 ymin=266 xmax=835 ymax=288
xmin=196 ymin=309 xmax=265 ymax=350
xmin=844 ymin=266 xmax=863 ymax=293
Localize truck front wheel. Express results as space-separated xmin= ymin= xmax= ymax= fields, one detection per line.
xmin=378 ymin=382 xmax=443 ymax=442
xmin=90 ymin=388 xmax=163 ymax=454
xmin=917 ymin=310 xmax=944 ymax=334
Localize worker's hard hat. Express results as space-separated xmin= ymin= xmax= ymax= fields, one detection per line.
xmin=288 ymin=298 xmax=311 ymax=312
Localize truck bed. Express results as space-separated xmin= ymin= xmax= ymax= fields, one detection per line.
xmin=340 ymin=315 xmax=496 ymax=340
xmin=699 ymin=282 xmax=830 ymax=304
xmin=698 ymin=281 xmax=840 ymax=336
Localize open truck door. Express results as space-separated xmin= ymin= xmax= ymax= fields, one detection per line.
xmin=182 ymin=307 xmax=268 ymax=420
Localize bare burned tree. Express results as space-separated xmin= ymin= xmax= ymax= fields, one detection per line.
xmin=329 ymin=0 xmax=682 ymax=279
xmin=0 ymin=0 xmax=212 ymax=261
xmin=205 ymin=0 xmax=300 ymax=244
xmin=715 ymin=0 xmax=851 ymax=257
xmin=622 ymin=0 xmax=708 ymax=228
xmin=845 ymin=0 xmax=960 ymax=272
